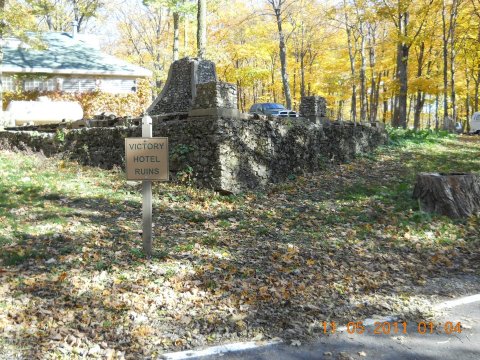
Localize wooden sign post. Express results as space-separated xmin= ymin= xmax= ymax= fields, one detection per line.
xmin=125 ymin=115 xmax=169 ymax=257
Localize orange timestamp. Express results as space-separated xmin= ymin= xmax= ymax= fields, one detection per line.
xmin=321 ymin=321 xmax=463 ymax=335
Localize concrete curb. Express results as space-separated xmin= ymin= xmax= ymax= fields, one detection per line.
xmin=160 ymin=339 xmax=283 ymax=360
xmin=159 ymin=293 xmax=480 ymax=360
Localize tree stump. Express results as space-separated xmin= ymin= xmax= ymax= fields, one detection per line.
xmin=413 ymin=173 xmax=480 ymax=218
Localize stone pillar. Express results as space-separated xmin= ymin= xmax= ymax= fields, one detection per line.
xmin=147 ymin=57 xmax=217 ymax=116
xmin=192 ymin=82 xmax=237 ymax=109
xmin=300 ymin=96 xmax=328 ymax=124
xmin=189 ymin=81 xmax=240 ymax=117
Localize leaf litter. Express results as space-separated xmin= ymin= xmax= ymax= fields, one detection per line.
xmin=0 ymin=136 xmax=479 ymax=359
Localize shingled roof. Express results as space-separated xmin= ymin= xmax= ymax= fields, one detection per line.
xmin=1 ymin=32 xmax=151 ymax=77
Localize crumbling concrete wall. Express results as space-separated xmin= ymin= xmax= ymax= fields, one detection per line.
xmin=216 ymin=119 xmax=386 ymax=193
xmin=0 ymin=116 xmax=387 ymax=193
xmin=0 ymin=131 xmax=59 ymax=156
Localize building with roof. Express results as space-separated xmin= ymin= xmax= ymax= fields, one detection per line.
xmin=1 ymin=31 xmax=152 ymax=95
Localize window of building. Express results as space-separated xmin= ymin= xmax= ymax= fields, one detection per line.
xmin=23 ymin=78 xmax=56 ymax=91
xmin=99 ymin=78 xmax=137 ymax=94
xmin=62 ymin=78 xmax=96 ymax=93
xmin=1 ymin=76 xmax=16 ymax=91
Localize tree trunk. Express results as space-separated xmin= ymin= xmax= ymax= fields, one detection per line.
xmin=197 ymin=0 xmax=206 ymax=58
xmin=414 ymin=92 xmax=426 ymax=130
xmin=173 ymin=12 xmax=180 ymax=61
xmin=359 ymin=22 xmax=367 ymax=122
xmin=475 ymin=61 xmax=480 ymax=112
xmin=442 ymin=0 xmax=449 ymax=122
xmin=427 ymin=95 xmax=432 ymax=129
xmin=475 ymin=66 xmax=480 ymax=112
xmin=300 ymin=53 xmax=305 ymax=99
xmin=407 ymin=94 xmax=414 ymax=126
xmin=236 ymin=80 xmax=242 ymax=112
xmin=351 ymin=84 xmax=357 ymax=123
xmin=382 ymin=70 xmax=389 ymax=123
xmin=270 ymin=54 xmax=277 ymax=103
xmin=466 ymin=67 xmax=471 ymax=132
xmin=372 ymin=72 xmax=381 ymax=122
xmin=414 ymin=42 xmax=425 ymax=130
xmin=449 ymin=0 xmax=459 ymax=123
xmin=273 ymin=6 xmax=292 ymax=109
xmin=474 ymin=7 xmax=480 ymax=112
xmin=368 ymin=26 xmax=378 ymax=123
xmin=184 ymin=16 xmax=188 ymax=55
xmin=393 ymin=12 xmax=409 ymax=129
xmin=337 ymin=99 xmax=344 ymax=121
xmin=293 ymin=70 xmax=297 ymax=106
xmin=343 ymin=0 xmax=356 ymax=122
xmin=413 ymin=173 xmax=480 ymax=218
xmin=300 ymin=24 xmax=306 ymax=99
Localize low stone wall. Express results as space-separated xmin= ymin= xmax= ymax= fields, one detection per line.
xmin=217 ymin=119 xmax=386 ymax=192
xmin=0 ymin=130 xmax=59 ymax=156
xmin=0 ymin=116 xmax=387 ymax=193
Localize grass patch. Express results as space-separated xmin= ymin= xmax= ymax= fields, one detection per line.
xmin=387 ymin=126 xmax=456 ymax=146
xmin=0 ymin=248 xmax=48 ymax=266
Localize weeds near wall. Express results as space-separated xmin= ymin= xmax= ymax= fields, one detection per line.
xmin=170 ymin=144 xmax=196 ymax=185
xmin=82 ymin=144 xmax=91 ymax=163
xmin=171 ymin=144 xmax=195 ymax=161
xmin=54 ymin=128 xmax=67 ymax=143
xmin=177 ymin=165 xmax=195 ymax=186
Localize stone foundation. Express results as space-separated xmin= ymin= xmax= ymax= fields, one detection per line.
xmin=0 ymin=116 xmax=387 ymax=193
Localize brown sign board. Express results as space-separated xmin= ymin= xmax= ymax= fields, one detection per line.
xmin=125 ymin=138 xmax=169 ymax=181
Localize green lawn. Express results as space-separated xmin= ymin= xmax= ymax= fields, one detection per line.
xmin=0 ymin=133 xmax=479 ymax=359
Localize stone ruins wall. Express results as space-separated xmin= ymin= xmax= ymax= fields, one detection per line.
xmin=0 ymin=58 xmax=388 ymax=193
xmin=0 ymin=116 xmax=387 ymax=193
xmin=216 ymin=119 xmax=386 ymax=193
xmin=0 ymin=131 xmax=59 ymax=156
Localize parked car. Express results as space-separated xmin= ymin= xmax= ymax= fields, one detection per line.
xmin=249 ymin=103 xmax=298 ymax=118
xmin=471 ymin=112 xmax=480 ymax=134
xmin=277 ymin=110 xmax=298 ymax=118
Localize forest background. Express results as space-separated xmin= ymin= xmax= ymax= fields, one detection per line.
xmin=2 ymin=0 xmax=480 ymax=130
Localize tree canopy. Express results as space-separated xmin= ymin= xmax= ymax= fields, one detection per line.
xmin=7 ymin=0 xmax=480 ymax=128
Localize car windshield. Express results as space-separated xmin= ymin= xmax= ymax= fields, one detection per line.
xmin=264 ymin=104 xmax=285 ymax=109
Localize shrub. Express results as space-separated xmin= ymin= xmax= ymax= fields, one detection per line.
xmin=3 ymin=78 xmax=152 ymax=118
xmin=387 ymin=126 xmax=456 ymax=146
